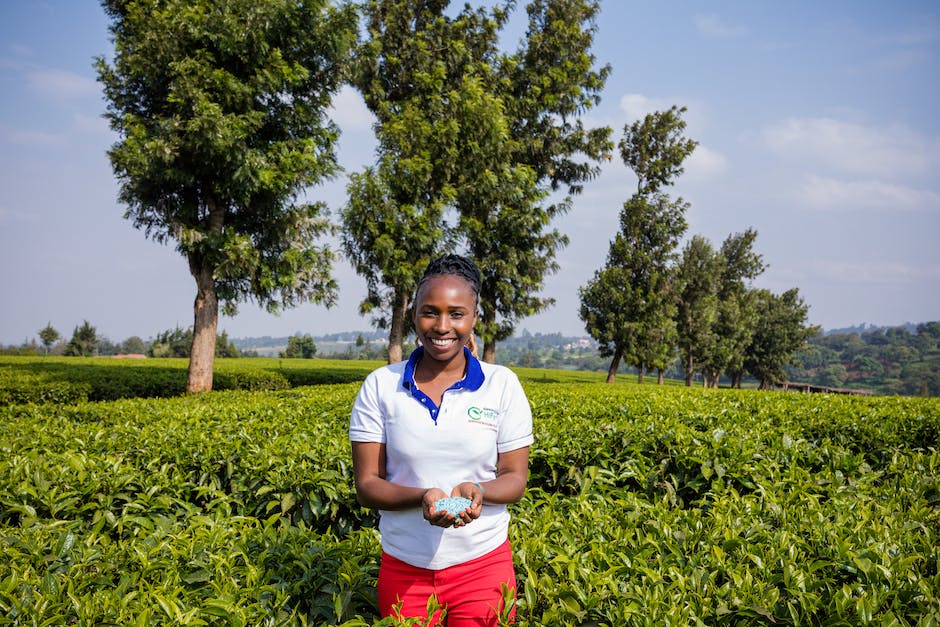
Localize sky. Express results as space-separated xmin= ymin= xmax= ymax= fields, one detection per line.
xmin=1 ymin=1 xmax=939 ymax=345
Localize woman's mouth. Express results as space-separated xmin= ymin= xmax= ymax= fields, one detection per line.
xmin=428 ymin=337 xmax=457 ymax=348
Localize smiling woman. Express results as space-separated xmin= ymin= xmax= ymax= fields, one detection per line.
xmin=349 ymin=254 xmax=534 ymax=626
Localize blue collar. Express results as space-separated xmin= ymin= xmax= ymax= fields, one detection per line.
xmin=403 ymin=346 xmax=484 ymax=423
xmin=403 ymin=346 xmax=485 ymax=392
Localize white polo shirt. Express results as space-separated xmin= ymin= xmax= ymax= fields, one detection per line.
xmin=349 ymin=347 xmax=533 ymax=570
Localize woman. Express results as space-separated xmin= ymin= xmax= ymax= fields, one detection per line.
xmin=349 ymin=254 xmax=533 ymax=625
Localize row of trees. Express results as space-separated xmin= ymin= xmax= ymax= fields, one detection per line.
xmin=579 ymin=107 xmax=815 ymax=388
xmin=96 ymin=0 xmax=817 ymax=392
xmin=790 ymin=322 xmax=940 ymax=396
xmin=97 ymin=0 xmax=613 ymax=391
xmin=17 ymin=322 xmax=240 ymax=359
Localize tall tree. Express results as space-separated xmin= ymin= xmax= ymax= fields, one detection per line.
xmin=462 ymin=0 xmax=613 ymax=363
xmin=97 ymin=0 xmax=356 ymax=391
xmin=579 ymin=106 xmax=695 ymax=382
xmin=580 ymin=193 xmax=688 ymax=382
xmin=64 ymin=320 xmax=99 ymax=357
xmin=344 ymin=0 xmax=501 ymax=362
xmin=38 ymin=323 xmax=60 ymax=354
xmin=712 ymin=229 xmax=766 ymax=387
xmin=675 ymin=235 xmax=722 ymax=386
xmin=745 ymin=288 xmax=818 ymax=389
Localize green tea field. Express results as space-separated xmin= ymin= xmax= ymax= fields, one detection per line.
xmin=1 ymin=357 xmax=938 ymax=625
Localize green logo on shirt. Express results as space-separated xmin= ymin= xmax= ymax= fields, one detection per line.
xmin=468 ymin=406 xmax=498 ymax=421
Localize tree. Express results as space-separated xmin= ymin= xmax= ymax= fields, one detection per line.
xmin=464 ymin=0 xmax=613 ymax=363
xmin=64 ymin=320 xmax=99 ymax=357
xmin=619 ymin=105 xmax=698 ymax=196
xmin=149 ymin=326 xmax=239 ymax=358
xmin=38 ymin=323 xmax=60 ymax=354
xmin=745 ymin=288 xmax=818 ymax=389
xmin=579 ymin=106 xmax=694 ymax=383
xmin=281 ymin=334 xmax=317 ymax=358
xmin=97 ymin=0 xmax=357 ymax=391
xmin=707 ymin=229 xmax=766 ymax=387
xmin=120 ymin=336 xmax=148 ymax=355
xmin=675 ymin=236 xmax=722 ymax=386
xmin=343 ymin=0 xmax=495 ymax=362
xmin=580 ymin=194 xmax=688 ymax=383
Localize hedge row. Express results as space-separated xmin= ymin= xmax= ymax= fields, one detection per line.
xmin=1 ymin=374 xmax=938 ymax=624
xmin=0 ymin=357 xmax=381 ymax=406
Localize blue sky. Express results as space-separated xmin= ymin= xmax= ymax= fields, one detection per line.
xmin=2 ymin=1 xmax=939 ymax=345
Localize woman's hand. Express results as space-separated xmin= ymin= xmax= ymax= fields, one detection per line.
xmin=422 ymin=487 xmax=455 ymax=527
xmin=449 ymin=481 xmax=484 ymax=526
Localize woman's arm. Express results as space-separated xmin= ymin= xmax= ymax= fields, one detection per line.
xmin=351 ymin=441 xmax=432 ymax=510
xmin=453 ymin=446 xmax=530 ymax=507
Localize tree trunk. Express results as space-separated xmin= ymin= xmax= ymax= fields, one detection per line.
xmin=606 ymin=347 xmax=622 ymax=384
xmin=387 ymin=289 xmax=409 ymax=364
xmin=657 ymin=369 xmax=665 ymax=385
xmin=684 ymin=352 xmax=694 ymax=386
xmin=187 ymin=259 xmax=218 ymax=393
xmin=636 ymin=361 xmax=645 ymax=385
xmin=481 ymin=306 xmax=497 ymax=364
xmin=482 ymin=339 xmax=497 ymax=364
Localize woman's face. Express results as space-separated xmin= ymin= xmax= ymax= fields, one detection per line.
xmin=413 ymin=274 xmax=477 ymax=364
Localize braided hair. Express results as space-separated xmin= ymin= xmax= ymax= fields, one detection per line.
xmin=415 ymin=254 xmax=482 ymax=358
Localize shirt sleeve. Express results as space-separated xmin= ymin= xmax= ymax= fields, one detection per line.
xmin=497 ymin=370 xmax=534 ymax=453
xmin=349 ymin=371 xmax=386 ymax=443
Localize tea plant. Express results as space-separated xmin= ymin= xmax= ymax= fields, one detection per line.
xmin=1 ymin=363 xmax=938 ymax=625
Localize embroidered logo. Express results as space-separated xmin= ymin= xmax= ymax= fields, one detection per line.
xmin=468 ymin=406 xmax=498 ymax=421
xmin=467 ymin=406 xmax=499 ymax=428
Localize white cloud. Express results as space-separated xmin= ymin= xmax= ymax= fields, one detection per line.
xmin=695 ymin=14 xmax=747 ymax=38
xmin=618 ymin=93 xmax=706 ymax=133
xmin=761 ymin=117 xmax=940 ymax=179
xmin=619 ymin=93 xmax=675 ymax=122
xmin=684 ymin=144 xmax=727 ymax=181
xmin=27 ymin=68 xmax=99 ymax=99
xmin=798 ymin=174 xmax=940 ymax=213
xmin=328 ymin=85 xmax=375 ymax=133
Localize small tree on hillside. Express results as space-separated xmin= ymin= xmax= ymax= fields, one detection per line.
xmin=281 ymin=334 xmax=317 ymax=359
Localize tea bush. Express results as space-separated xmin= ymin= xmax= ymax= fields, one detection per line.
xmin=1 ymin=362 xmax=938 ymax=625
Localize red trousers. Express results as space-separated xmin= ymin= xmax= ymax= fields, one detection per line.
xmin=378 ymin=538 xmax=516 ymax=626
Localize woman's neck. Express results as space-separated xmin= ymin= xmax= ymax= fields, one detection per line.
xmin=415 ymin=349 xmax=467 ymax=383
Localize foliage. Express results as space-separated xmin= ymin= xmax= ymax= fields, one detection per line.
xmin=280 ymin=334 xmax=317 ymax=359
xmin=96 ymin=0 xmax=357 ymax=390
xmin=703 ymin=229 xmax=766 ymax=388
xmin=63 ymin=320 xmax=99 ymax=357
xmin=0 ymin=362 xmax=938 ymax=625
xmin=745 ymin=288 xmax=819 ymax=388
xmin=463 ymin=0 xmax=613 ymax=363
xmin=0 ymin=357 xmax=380 ymax=405
xmin=38 ymin=323 xmax=60 ymax=353
xmin=790 ymin=321 xmax=940 ymax=396
xmin=149 ymin=327 xmax=240 ymax=358
xmin=580 ymin=107 xmax=694 ymax=383
xmin=675 ymin=235 xmax=722 ymax=385
xmin=344 ymin=0 xmax=490 ymax=362
xmin=346 ymin=0 xmax=612 ymax=364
